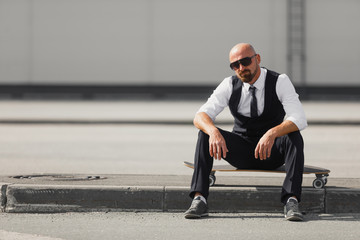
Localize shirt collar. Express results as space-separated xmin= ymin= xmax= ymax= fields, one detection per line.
xmin=243 ymin=68 xmax=266 ymax=92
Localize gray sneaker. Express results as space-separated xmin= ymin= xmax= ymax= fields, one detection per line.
xmin=284 ymin=198 xmax=304 ymax=221
xmin=184 ymin=197 xmax=209 ymax=219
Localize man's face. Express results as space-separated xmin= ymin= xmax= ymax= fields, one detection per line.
xmin=229 ymin=49 xmax=260 ymax=84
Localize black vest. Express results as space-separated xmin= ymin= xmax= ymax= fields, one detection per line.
xmin=229 ymin=69 xmax=285 ymax=137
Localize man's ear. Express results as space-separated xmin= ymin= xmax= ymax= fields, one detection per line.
xmin=256 ymin=54 xmax=261 ymax=64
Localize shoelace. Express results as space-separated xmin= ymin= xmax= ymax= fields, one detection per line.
xmin=189 ymin=199 xmax=202 ymax=210
xmin=287 ymin=201 xmax=299 ymax=212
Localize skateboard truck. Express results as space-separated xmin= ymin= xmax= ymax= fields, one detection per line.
xmin=209 ymin=171 xmax=216 ymax=186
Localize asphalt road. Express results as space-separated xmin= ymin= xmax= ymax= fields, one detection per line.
xmin=0 ymin=212 xmax=359 ymax=240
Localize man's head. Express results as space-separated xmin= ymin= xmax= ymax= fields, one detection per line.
xmin=229 ymin=43 xmax=261 ymax=84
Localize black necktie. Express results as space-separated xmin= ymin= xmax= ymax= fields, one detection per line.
xmin=249 ymin=86 xmax=258 ymax=117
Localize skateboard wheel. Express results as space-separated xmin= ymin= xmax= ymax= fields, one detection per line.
xmin=209 ymin=175 xmax=216 ymax=186
xmin=312 ymin=178 xmax=324 ymax=189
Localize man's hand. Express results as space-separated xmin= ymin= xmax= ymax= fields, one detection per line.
xmin=255 ymin=130 xmax=276 ymax=160
xmin=193 ymin=112 xmax=229 ymax=160
xmin=209 ymin=129 xmax=229 ymax=160
xmin=254 ymin=120 xmax=299 ymax=160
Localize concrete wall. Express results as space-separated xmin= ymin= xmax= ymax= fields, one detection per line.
xmin=0 ymin=0 xmax=359 ymax=86
xmin=306 ymin=0 xmax=360 ymax=86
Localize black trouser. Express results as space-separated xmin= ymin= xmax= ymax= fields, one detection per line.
xmin=189 ymin=128 xmax=304 ymax=204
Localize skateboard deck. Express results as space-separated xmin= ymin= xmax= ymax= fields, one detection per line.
xmin=184 ymin=161 xmax=330 ymax=189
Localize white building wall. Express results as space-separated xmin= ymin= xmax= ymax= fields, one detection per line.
xmin=0 ymin=0 xmax=31 ymax=83
xmin=0 ymin=0 xmax=359 ymax=86
xmin=306 ymin=0 xmax=360 ymax=86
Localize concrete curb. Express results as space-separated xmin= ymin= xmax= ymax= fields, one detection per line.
xmin=326 ymin=188 xmax=360 ymax=213
xmin=4 ymin=185 xmax=165 ymax=213
xmin=0 ymin=183 xmax=9 ymax=212
xmin=2 ymin=183 xmax=359 ymax=214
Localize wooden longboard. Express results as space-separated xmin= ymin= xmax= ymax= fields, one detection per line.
xmin=184 ymin=161 xmax=330 ymax=189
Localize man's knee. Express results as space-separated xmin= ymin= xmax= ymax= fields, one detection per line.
xmin=197 ymin=130 xmax=210 ymax=144
xmin=198 ymin=130 xmax=208 ymax=139
xmin=285 ymin=131 xmax=304 ymax=149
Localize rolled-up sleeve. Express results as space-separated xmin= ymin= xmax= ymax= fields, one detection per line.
xmin=197 ymin=77 xmax=233 ymax=121
xmin=276 ymin=74 xmax=308 ymax=131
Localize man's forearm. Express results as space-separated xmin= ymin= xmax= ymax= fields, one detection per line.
xmin=267 ymin=120 xmax=299 ymax=138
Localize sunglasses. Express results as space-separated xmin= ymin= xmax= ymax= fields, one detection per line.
xmin=230 ymin=54 xmax=257 ymax=70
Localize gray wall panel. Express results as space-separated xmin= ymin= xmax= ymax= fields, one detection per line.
xmin=306 ymin=0 xmax=360 ymax=86
xmin=0 ymin=0 xmax=358 ymax=86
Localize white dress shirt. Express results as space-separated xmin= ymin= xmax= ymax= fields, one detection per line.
xmin=197 ymin=68 xmax=308 ymax=131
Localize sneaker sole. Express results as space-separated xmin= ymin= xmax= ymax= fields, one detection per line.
xmin=285 ymin=215 xmax=303 ymax=221
xmin=185 ymin=213 xmax=209 ymax=219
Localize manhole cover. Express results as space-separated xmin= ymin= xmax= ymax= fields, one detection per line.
xmin=10 ymin=174 xmax=106 ymax=181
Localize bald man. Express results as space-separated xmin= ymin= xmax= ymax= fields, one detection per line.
xmin=185 ymin=43 xmax=307 ymax=221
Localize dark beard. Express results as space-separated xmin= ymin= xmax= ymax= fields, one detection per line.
xmin=239 ymin=67 xmax=258 ymax=83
